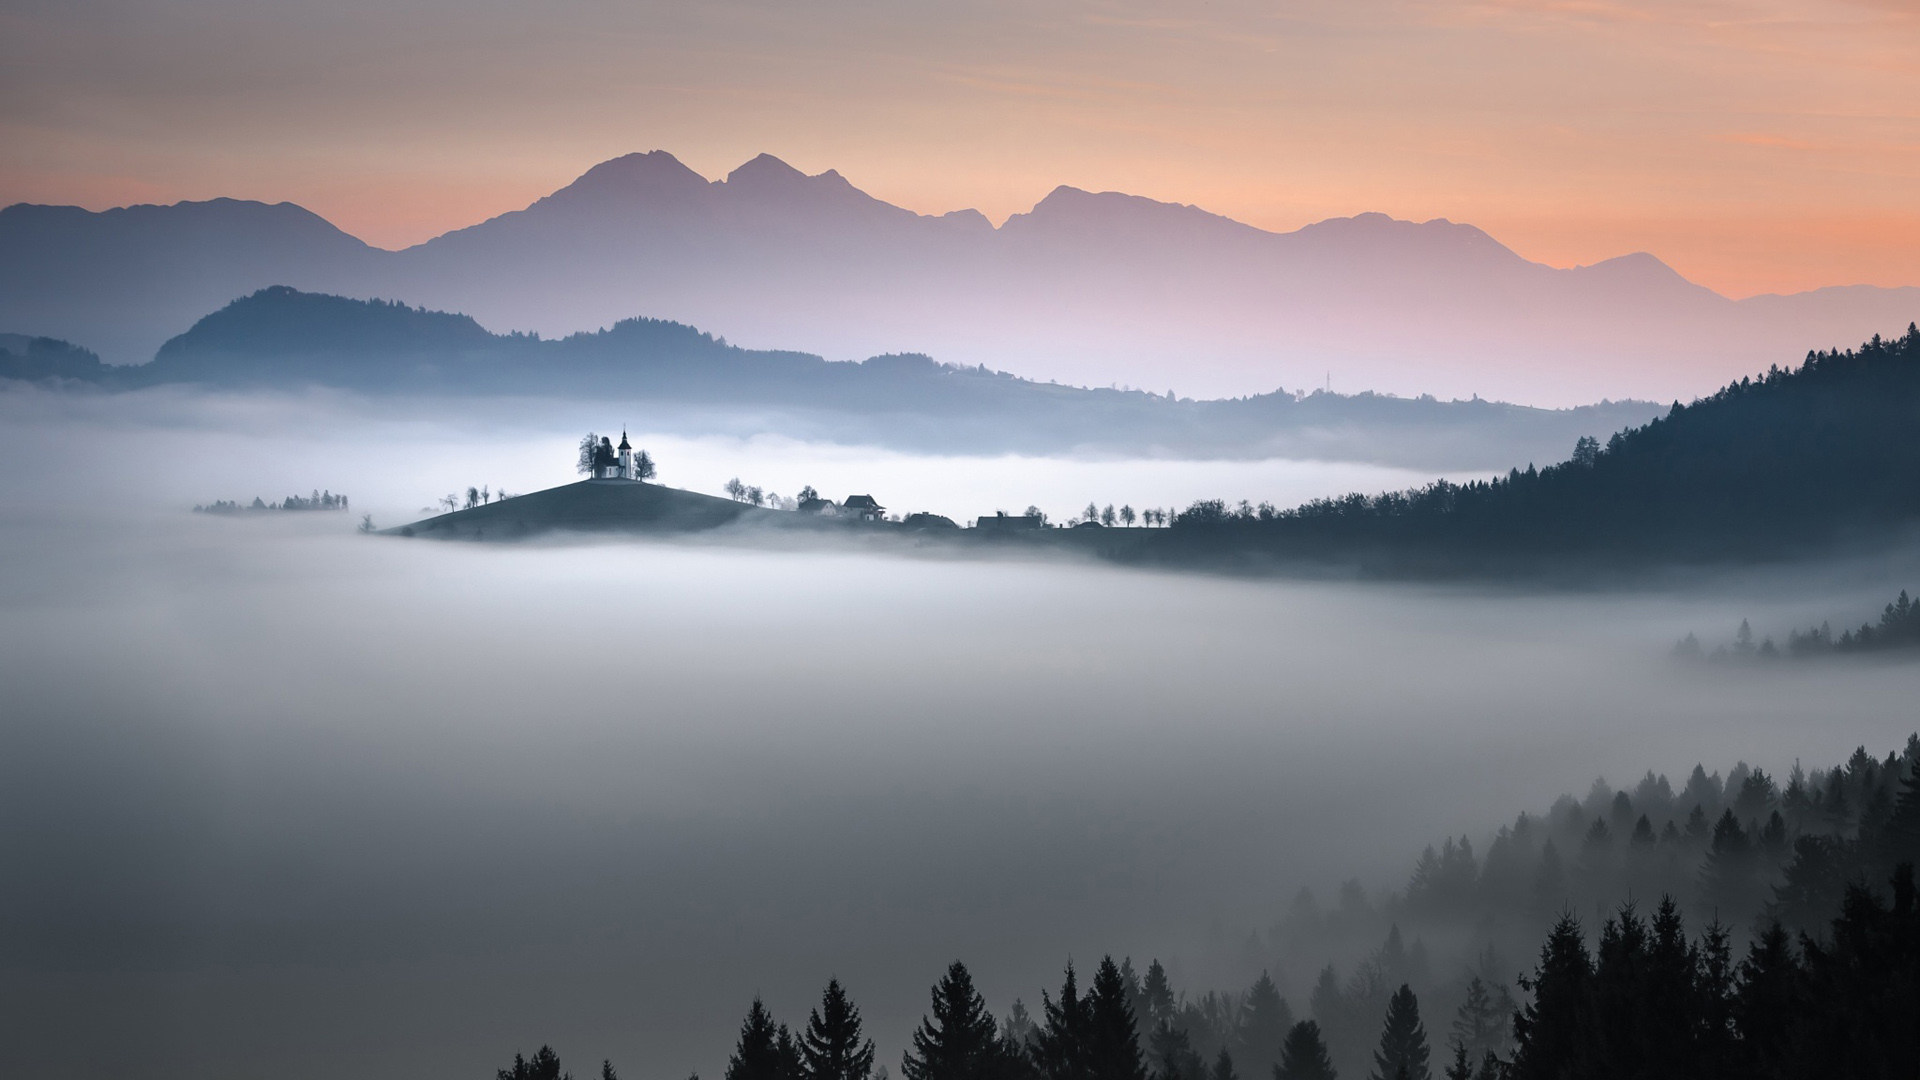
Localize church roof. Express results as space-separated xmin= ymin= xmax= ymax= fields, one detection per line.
xmin=618 ymin=430 xmax=631 ymax=451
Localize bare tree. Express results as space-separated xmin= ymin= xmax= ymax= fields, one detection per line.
xmin=635 ymin=449 xmax=656 ymax=481
xmin=466 ymin=486 xmax=480 ymax=510
xmin=577 ymin=433 xmax=600 ymax=476
xmin=747 ymin=485 xmax=765 ymax=507
xmin=1101 ymin=504 xmax=1116 ymax=526
xmin=481 ymin=485 xmax=491 ymax=505
xmin=358 ymin=514 xmax=376 ymax=534
xmin=441 ymin=494 xmax=459 ymax=514
xmin=1120 ymin=504 xmax=1136 ymax=527
xmin=724 ymin=477 xmax=747 ymax=501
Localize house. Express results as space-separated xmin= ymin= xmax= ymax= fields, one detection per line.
xmin=903 ymin=512 xmax=958 ymax=530
xmin=974 ymin=511 xmax=1046 ymax=531
xmin=796 ymin=496 xmax=838 ymax=515
xmin=841 ymin=494 xmax=886 ymax=521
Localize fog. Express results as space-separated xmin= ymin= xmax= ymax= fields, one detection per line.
xmin=2 ymin=388 xmax=1916 ymax=1079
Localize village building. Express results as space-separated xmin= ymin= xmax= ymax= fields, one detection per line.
xmin=975 ymin=511 xmax=1046 ymax=531
xmin=841 ymin=494 xmax=886 ymax=521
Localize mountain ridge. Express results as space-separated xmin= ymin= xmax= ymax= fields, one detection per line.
xmin=3 ymin=150 xmax=1915 ymax=405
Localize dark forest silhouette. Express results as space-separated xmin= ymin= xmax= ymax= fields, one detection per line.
xmin=497 ymin=735 xmax=1918 ymax=1080
xmin=1144 ymin=325 xmax=1920 ymax=573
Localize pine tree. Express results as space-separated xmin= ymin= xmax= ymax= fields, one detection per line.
xmin=903 ymin=962 xmax=1013 ymax=1080
xmin=1032 ymin=963 xmax=1091 ymax=1080
xmin=1235 ymin=971 xmax=1293 ymax=1080
xmin=1140 ymin=960 xmax=1176 ymax=1032
xmin=1276 ymin=1021 xmax=1337 ymax=1080
xmin=1209 ymin=1049 xmax=1237 ymax=1080
xmin=778 ymin=1025 xmax=806 ymax=1080
xmin=1447 ymin=978 xmax=1500 ymax=1063
xmin=801 ymin=979 xmax=877 ymax=1080
xmin=498 ymin=1047 xmax=570 ymax=1080
xmin=1085 ymin=957 xmax=1149 ymax=1080
xmin=1147 ymin=1021 xmax=1201 ymax=1080
xmin=729 ymin=999 xmax=787 ymax=1080
xmin=1368 ymin=985 xmax=1430 ymax=1080
xmin=1508 ymin=913 xmax=1592 ymax=1080
xmin=1440 ymin=1043 xmax=1469 ymax=1080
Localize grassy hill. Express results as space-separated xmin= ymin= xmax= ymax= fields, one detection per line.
xmin=390 ymin=479 xmax=770 ymax=540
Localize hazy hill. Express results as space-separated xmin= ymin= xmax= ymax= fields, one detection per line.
xmin=99 ymin=287 xmax=1663 ymax=467
xmin=4 ymin=151 xmax=1917 ymax=404
xmin=1151 ymin=325 xmax=1920 ymax=573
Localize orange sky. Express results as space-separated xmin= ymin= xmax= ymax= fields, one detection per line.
xmin=4 ymin=0 xmax=1917 ymax=297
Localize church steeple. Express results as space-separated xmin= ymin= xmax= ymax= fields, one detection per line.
xmin=618 ymin=430 xmax=631 ymax=451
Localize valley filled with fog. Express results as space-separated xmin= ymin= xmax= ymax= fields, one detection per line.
xmin=2 ymin=388 xmax=1916 ymax=1080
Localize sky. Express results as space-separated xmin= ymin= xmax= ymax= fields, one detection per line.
xmin=3 ymin=0 xmax=1918 ymax=299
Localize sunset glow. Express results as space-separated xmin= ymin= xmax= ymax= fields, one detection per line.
xmin=5 ymin=0 xmax=1918 ymax=297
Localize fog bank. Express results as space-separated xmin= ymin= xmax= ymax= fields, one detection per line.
xmin=1 ymin=388 xmax=1915 ymax=1079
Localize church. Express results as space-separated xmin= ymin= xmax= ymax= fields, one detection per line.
xmin=586 ymin=431 xmax=652 ymax=481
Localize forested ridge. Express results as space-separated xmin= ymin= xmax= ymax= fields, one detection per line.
xmin=0 ymin=287 xmax=1656 ymax=464
xmin=498 ymin=737 xmax=1919 ymax=1080
xmin=1152 ymin=325 xmax=1920 ymax=571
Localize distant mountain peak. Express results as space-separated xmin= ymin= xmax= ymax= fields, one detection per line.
xmin=542 ymin=150 xmax=709 ymax=208
xmin=724 ymin=153 xmax=810 ymax=190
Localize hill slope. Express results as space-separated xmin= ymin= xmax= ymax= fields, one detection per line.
xmin=1149 ymin=325 xmax=1920 ymax=573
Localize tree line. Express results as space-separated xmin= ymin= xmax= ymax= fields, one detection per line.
xmin=490 ymin=736 xmax=1918 ymax=1080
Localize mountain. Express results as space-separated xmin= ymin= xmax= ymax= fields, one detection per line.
xmin=1145 ymin=324 xmax=1920 ymax=574
xmin=68 ymin=287 xmax=1660 ymax=468
xmin=4 ymin=152 xmax=1917 ymax=404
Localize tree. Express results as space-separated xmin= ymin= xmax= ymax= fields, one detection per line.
xmin=1208 ymin=1049 xmax=1237 ymax=1080
xmin=1101 ymin=504 xmax=1117 ymax=527
xmin=1447 ymin=978 xmax=1501 ymax=1063
xmin=726 ymin=477 xmax=748 ymax=502
xmin=1369 ymin=985 xmax=1430 ymax=1080
xmin=799 ymin=485 xmax=819 ymax=502
xmin=1031 ymin=963 xmax=1090 ymax=1080
xmin=1276 ymin=1021 xmax=1337 ymax=1080
xmin=602 ymin=1062 xmax=618 ymax=1080
xmin=1082 ymin=502 xmax=1099 ymax=524
xmin=635 ymin=450 xmax=657 ymax=481
xmin=1086 ymin=957 xmax=1149 ymax=1080
xmin=802 ymin=979 xmax=876 ymax=1080
xmin=1146 ymin=1021 xmax=1201 ymax=1080
xmin=748 ymin=485 xmax=766 ymax=507
xmin=358 ymin=513 xmax=375 ymax=534
xmin=467 ymin=485 xmax=480 ymax=510
xmin=1120 ymin=505 xmax=1137 ymax=527
xmin=729 ymin=998 xmax=788 ymax=1080
xmin=442 ymin=493 xmax=459 ymax=514
xmin=1508 ymin=913 xmax=1591 ymax=1080
xmin=1235 ymin=971 xmax=1292 ymax=1080
xmin=498 ymin=1046 xmax=571 ymax=1080
xmin=1440 ymin=1044 xmax=1470 ymax=1080
xmin=578 ymin=433 xmax=601 ymax=475
xmin=902 ymin=961 xmax=1015 ymax=1080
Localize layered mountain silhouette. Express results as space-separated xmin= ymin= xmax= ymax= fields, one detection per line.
xmin=4 ymin=150 xmax=1916 ymax=405
xmin=30 ymin=286 xmax=1654 ymax=468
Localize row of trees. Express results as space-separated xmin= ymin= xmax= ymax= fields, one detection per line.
xmin=1677 ymin=589 xmax=1920 ymax=660
xmin=193 ymin=490 xmax=349 ymax=513
xmin=489 ymin=740 xmax=1917 ymax=1080
xmin=496 ymin=861 xmax=1916 ymax=1080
